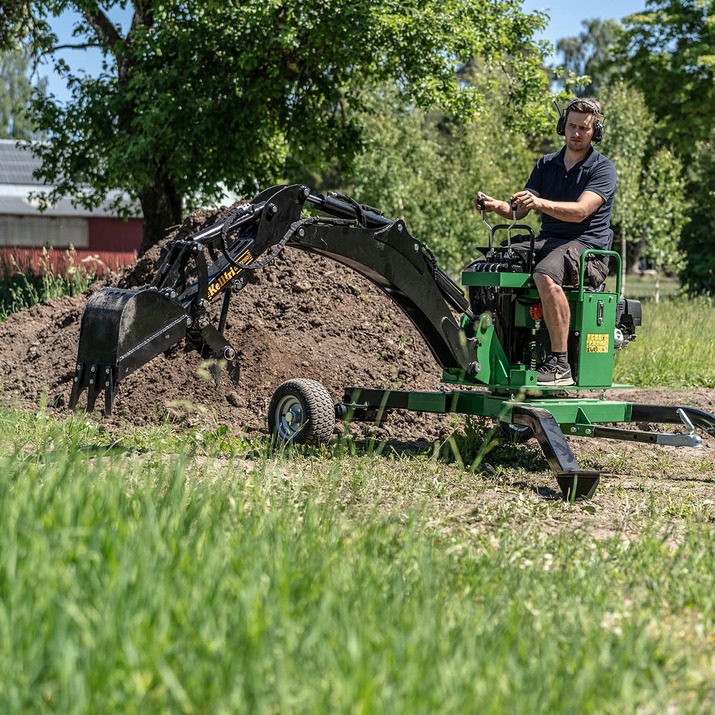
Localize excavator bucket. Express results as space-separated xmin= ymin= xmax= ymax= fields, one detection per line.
xmin=69 ymin=287 xmax=189 ymax=414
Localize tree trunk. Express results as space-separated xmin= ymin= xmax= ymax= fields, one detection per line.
xmin=138 ymin=178 xmax=183 ymax=256
xmin=654 ymin=270 xmax=660 ymax=304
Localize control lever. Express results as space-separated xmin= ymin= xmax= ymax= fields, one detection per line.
xmin=505 ymin=200 xmax=519 ymax=255
xmin=474 ymin=194 xmax=494 ymax=251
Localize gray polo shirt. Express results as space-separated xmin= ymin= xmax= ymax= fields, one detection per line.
xmin=524 ymin=146 xmax=617 ymax=249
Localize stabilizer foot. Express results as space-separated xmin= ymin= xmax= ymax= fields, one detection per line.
xmin=556 ymin=473 xmax=601 ymax=501
xmin=512 ymin=404 xmax=603 ymax=500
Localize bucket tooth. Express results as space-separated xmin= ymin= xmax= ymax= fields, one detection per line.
xmin=70 ymin=287 xmax=189 ymax=414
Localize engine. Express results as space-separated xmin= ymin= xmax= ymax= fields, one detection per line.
xmin=614 ymin=298 xmax=642 ymax=350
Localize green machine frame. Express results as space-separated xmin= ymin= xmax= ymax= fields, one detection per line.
xmin=316 ymin=220 xmax=715 ymax=501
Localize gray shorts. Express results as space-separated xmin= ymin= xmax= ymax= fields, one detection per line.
xmin=512 ymin=237 xmax=589 ymax=287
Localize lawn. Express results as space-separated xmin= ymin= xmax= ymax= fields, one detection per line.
xmin=0 ymin=407 xmax=713 ymax=713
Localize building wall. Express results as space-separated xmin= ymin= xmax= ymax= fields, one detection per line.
xmin=0 ymin=214 xmax=143 ymax=276
xmin=0 ymin=215 xmax=89 ymax=247
xmin=0 ymin=247 xmax=138 ymax=276
xmin=87 ymin=216 xmax=143 ymax=252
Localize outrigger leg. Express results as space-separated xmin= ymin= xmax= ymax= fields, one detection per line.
xmin=511 ymin=405 xmax=601 ymax=500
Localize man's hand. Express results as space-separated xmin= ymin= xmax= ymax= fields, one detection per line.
xmin=474 ymin=191 xmax=514 ymax=215
xmin=474 ymin=191 xmax=499 ymax=213
xmin=474 ymin=191 xmax=525 ymax=220
xmin=510 ymin=190 xmax=540 ymax=213
xmin=512 ymin=189 xmax=604 ymax=223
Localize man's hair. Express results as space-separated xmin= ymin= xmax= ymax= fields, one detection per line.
xmin=567 ymin=98 xmax=603 ymax=122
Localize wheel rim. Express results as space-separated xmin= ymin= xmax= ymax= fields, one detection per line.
xmin=274 ymin=393 xmax=307 ymax=441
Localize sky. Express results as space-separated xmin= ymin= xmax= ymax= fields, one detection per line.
xmin=523 ymin=0 xmax=647 ymax=56
xmin=41 ymin=0 xmax=648 ymax=103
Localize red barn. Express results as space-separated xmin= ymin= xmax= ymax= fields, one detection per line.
xmin=0 ymin=140 xmax=143 ymax=276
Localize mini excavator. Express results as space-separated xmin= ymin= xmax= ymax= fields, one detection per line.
xmin=69 ymin=184 xmax=715 ymax=499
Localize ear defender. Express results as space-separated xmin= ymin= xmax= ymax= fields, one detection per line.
xmin=556 ymin=99 xmax=605 ymax=143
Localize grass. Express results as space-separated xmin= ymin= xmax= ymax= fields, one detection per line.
xmin=614 ymin=273 xmax=683 ymax=303
xmin=614 ymin=294 xmax=715 ymax=387
xmin=0 ymin=408 xmax=714 ymax=714
xmin=0 ymin=248 xmax=98 ymax=321
xmin=1 ymin=269 xmax=714 ymax=712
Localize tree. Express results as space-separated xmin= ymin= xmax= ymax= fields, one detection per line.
xmin=615 ymin=1 xmax=715 ymax=293
xmin=3 ymin=1 xmax=550 ymax=254
xmin=0 ymin=1 xmax=43 ymax=51
xmin=553 ymin=18 xmax=623 ymax=95
xmin=0 ymin=47 xmax=46 ymax=139
xmin=679 ymin=141 xmax=715 ymax=294
xmin=638 ymin=146 xmax=687 ymax=302
xmin=341 ymin=76 xmax=546 ymax=274
xmin=599 ymin=81 xmax=686 ymax=294
xmin=617 ymin=0 xmax=715 ymax=153
xmin=598 ymin=82 xmax=650 ymax=291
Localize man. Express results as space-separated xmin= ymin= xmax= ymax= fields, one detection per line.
xmin=475 ymin=98 xmax=616 ymax=386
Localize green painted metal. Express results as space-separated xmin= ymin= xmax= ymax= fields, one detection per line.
xmin=578 ymin=249 xmax=622 ymax=301
xmin=473 ymin=313 xmax=510 ymax=386
xmin=450 ymin=261 xmax=628 ymax=390
xmin=569 ymin=292 xmax=618 ymax=387
xmin=461 ymin=271 xmax=532 ymax=288
xmin=352 ymin=389 xmax=632 ymax=428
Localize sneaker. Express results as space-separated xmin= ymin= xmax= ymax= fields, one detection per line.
xmin=537 ymin=354 xmax=574 ymax=386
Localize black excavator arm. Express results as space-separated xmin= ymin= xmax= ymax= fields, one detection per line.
xmin=69 ymin=184 xmax=478 ymax=414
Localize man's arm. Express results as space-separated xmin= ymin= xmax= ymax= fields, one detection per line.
xmin=511 ymin=189 xmax=604 ymax=223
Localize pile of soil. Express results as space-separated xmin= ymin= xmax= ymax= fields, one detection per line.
xmin=0 ymin=205 xmax=449 ymax=440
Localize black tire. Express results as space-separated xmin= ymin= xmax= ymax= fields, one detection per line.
xmin=500 ymin=421 xmax=534 ymax=444
xmin=268 ymin=378 xmax=336 ymax=445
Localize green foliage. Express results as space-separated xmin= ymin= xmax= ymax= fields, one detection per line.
xmin=0 ymin=1 xmax=46 ymax=51
xmin=599 ymin=81 xmax=687 ymax=276
xmin=331 ymin=79 xmax=547 ymax=274
xmin=600 ymin=82 xmax=651 ymax=260
xmin=615 ymin=2 xmax=715 ymax=292
xmin=639 ymin=145 xmax=687 ymax=276
xmin=19 ymin=1 xmax=550 ymax=252
xmin=553 ymin=18 xmax=624 ymax=95
xmin=0 ymin=46 xmax=46 ymax=139
xmin=679 ymin=141 xmax=715 ymax=294
xmin=618 ymin=0 xmax=715 ymax=152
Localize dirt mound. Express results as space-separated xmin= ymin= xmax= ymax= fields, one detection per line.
xmin=0 ymin=207 xmax=448 ymax=440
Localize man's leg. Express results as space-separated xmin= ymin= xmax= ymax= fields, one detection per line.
xmin=532 ymin=272 xmax=570 ymax=352
xmin=530 ymin=240 xmax=581 ymax=386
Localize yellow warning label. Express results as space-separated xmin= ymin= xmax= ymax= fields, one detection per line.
xmin=586 ymin=333 xmax=609 ymax=353
xmin=235 ymin=250 xmax=253 ymax=266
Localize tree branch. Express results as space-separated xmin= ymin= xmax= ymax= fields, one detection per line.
xmin=81 ymin=7 xmax=122 ymax=53
xmin=132 ymin=0 xmax=154 ymax=29
xmin=48 ymin=41 xmax=102 ymax=53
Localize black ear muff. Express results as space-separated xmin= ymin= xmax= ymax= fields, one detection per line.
xmin=592 ymin=118 xmax=605 ymax=143
xmin=556 ymin=99 xmax=605 ymax=143
xmin=556 ymin=111 xmax=567 ymax=136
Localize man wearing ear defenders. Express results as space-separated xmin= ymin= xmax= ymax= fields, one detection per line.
xmin=474 ymin=98 xmax=616 ymax=386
